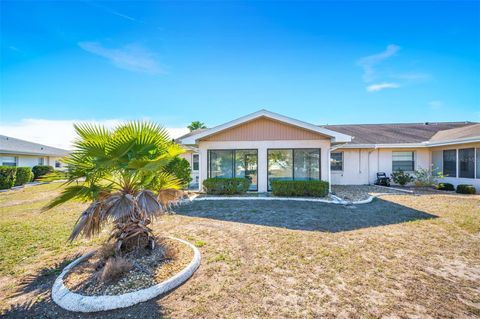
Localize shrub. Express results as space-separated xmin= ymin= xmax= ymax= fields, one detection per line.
xmin=32 ymin=165 xmax=54 ymax=180
xmin=203 ymin=177 xmax=251 ymax=195
xmin=271 ymin=180 xmax=329 ymax=197
xmin=14 ymin=167 xmax=33 ymax=186
xmin=436 ymin=183 xmax=455 ymax=191
xmin=166 ymin=157 xmax=192 ymax=188
xmin=456 ymin=184 xmax=476 ymax=194
xmin=413 ymin=166 xmax=444 ymax=187
xmin=0 ymin=166 xmax=17 ymax=190
xmin=391 ymin=170 xmax=413 ymax=186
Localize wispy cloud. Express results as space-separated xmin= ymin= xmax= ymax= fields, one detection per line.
xmin=0 ymin=119 xmax=188 ymax=150
xmin=366 ymin=82 xmax=400 ymax=92
xmin=85 ymin=1 xmax=138 ymax=22
xmin=358 ymin=44 xmax=401 ymax=82
xmin=78 ymin=42 xmax=163 ymax=74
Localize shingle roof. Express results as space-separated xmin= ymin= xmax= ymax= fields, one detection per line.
xmin=175 ymin=129 xmax=208 ymax=144
xmin=429 ymin=123 xmax=480 ymax=141
xmin=322 ymin=122 xmax=475 ymax=144
xmin=0 ymin=135 xmax=70 ymax=156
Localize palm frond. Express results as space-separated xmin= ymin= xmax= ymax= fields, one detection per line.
xmin=136 ymin=190 xmax=163 ymax=218
xmin=150 ymin=172 xmax=182 ymax=191
xmin=68 ymin=201 xmax=104 ymax=241
xmin=102 ymin=193 xmax=136 ymax=222
xmin=44 ymin=184 xmax=106 ymax=210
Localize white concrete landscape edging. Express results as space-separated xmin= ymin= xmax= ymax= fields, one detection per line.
xmin=192 ymin=194 xmax=375 ymax=205
xmin=52 ymin=237 xmax=201 ymax=313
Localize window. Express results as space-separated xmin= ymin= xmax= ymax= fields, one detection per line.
xmin=294 ymin=149 xmax=320 ymax=180
xmin=330 ymin=152 xmax=343 ymax=171
xmin=38 ymin=157 xmax=44 ymax=165
xmin=55 ymin=160 xmax=61 ymax=168
xmin=192 ymin=154 xmax=199 ymax=171
xmin=208 ymin=150 xmax=257 ymax=190
xmin=443 ymin=150 xmax=456 ymax=177
xmin=477 ymin=148 xmax=480 ymax=179
xmin=267 ymin=149 xmax=320 ymax=190
xmin=1 ymin=156 xmax=17 ymax=166
xmin=459 ymin=148 xmax=474 ymax=179
xmin=392 ymin=151 xmax=414 ymax=171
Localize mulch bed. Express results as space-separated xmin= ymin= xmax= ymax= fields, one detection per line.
xmin=63 ymin=238 xmax=193 ymax=296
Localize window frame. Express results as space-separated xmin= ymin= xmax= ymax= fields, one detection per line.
xmin=1 ymin=156 xmax=18 ymax=167
xmin=330 ymin=151 xmax=344 ymax=172
xmin=207 ymin=149 xmax=258 ymax=191
xmin=458 ymin=148 xmax=475 ymax=179
xmin=267 ymin=148 xmax=321 ymax=191
xmin=392 ymin=151 xmax=415 ymax=172
xmin=192 ymin=154 xmax=199 ymax=171
xmin=442 ymin=149 xmax=457 ymax=178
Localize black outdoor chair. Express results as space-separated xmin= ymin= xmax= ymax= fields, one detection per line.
xmin=374 ymin=172 xmax=391 ymax=186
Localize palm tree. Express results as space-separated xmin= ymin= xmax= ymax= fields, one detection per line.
xmin=45 ymin=121 xmax=183 ymax=255
xmin=187 ymin=121 xmax=206 ymax=131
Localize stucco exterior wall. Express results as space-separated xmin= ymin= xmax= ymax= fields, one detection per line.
xmin=331 ymin=148 xmax=431 ymax=185
xmin=180 ymin=150 xmax=199 ymax=187
xmin=198 ymin=139 xmax=331 ymax=192
xmin=0 ymin=153 xmax=66 ymax=170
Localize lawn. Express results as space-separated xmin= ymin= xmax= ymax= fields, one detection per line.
xmin=1 ymin=184 xmax=479 ymax=318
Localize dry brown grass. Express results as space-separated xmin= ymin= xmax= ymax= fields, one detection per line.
xmin=1 ymin=184 xmax=479 ymax=318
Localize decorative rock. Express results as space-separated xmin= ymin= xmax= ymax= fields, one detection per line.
xmin=52 ymin=237 xmax=201 ymax=312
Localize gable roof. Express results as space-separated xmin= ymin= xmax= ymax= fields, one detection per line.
xmin=429 ymin=123 xmax=480 ymax=142
xmin=323 ymin=122 xmax=475 ymax=145
xmin=0 ymin=135 xmax=70 ymax=157
xmin=179 ymin=110 xmax=352 ymax=144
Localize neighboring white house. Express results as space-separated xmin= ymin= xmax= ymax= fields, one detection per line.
xmin=178 ymin=109 xmax=480 ymax=192
xmin=0 ymin=135 xmax=69 ymax=170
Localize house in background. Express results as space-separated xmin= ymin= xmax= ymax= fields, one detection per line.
xmin=178 ymin=110 xmax=480 ymax=192
xmin=0 ymin=135 xmax=69 ymax=169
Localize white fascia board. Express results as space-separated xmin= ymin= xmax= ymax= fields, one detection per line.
xmin=425 ymin=136 xmax=480 ymax=147
xmin=334 ymin=143 xmax=427 ymax=149
xmin=180 ymin=109 xmax=352 ymax=144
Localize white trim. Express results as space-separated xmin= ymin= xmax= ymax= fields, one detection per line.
xmin=425 ymin=136 xmax=480 ymax=147
xmin=180 ymin=109 xmax=352 ymax=144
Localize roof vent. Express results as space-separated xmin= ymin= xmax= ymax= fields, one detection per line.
xmin=424 ymin=122 xmax=429 ymax=125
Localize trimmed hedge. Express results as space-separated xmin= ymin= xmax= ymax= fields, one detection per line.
xmin=271 ymin=180 xmax=329 ymax=197
xmin=14 ymin=167 xmax=33 ymax=186
xmin=32 ymin=165 xmax=54 ymax=180
xmin=203 ymin=177 xmax=251 ymax=195
xmin=436 ymin=183 xmax=455 ymax=191
xmin=456 ymin=184 xmax=476 ymax=194
xmin=0 ymin=166 xmax=17 ymax=190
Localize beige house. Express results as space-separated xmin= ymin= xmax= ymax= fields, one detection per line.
xmin=178 ymin=110 xmax=480 ymax=192
xmin=0 ymin=135 xmax=69 ymax=170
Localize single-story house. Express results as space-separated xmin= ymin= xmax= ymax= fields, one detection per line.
xmin=0 ymin=135 xmax=69 ymax=169
xmin=178 ymin=110 xmax=480 ymax=192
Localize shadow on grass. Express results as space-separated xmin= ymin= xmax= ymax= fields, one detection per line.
xmin=2 ymin=255 xmax=166 ymax=319
xmin=175 ymin=197 xmax=437 ymax=232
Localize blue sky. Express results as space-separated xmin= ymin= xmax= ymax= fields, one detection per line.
xmin=1 ymin=1 xmax=479 ymax=148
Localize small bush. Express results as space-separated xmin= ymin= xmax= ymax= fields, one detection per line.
xmin=0 ymin=166 xmax=17 ymax=190
xmin=437 ymin=183 xmax=455 ymax=191
xmin=413 ymin=166 xmax=444 ymax=187
xmin=456 ymin=184 xmax=476 ymax=195
xmin=32 ymin=165 xmax=54 ymax=180
xmin=391 ymin=170 xmax=413 ymax=186
xmin=98 ymin=257 xmax=132 ymax=283
xmin=271 ymin=180 xmax=329 ymax=197
xmin=14 ymin=167 xmax=33 ymax=186
xmin=166 ymin=157 xmax=192 ymax=188
xmin=203 ymin=177 xmax=251 ymax=195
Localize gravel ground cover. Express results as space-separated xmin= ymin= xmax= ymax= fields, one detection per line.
xmin=1 ymin=183 xmax=479 ymax=318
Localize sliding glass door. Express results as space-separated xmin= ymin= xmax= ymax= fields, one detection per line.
xmin=267 ymin=149 xmax=320 ymax=190
xmin=208 ymin=149 xmax=258 ymax=190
